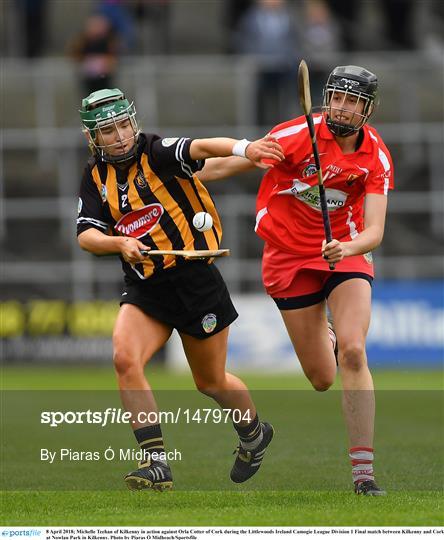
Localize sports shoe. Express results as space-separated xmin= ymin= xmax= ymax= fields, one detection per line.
xmin=354 ymin=480 xmax=386 ymax=496
xmin=124 ymin=460 xmax=173 ymax=492
xmin=327 ymin=317 xmax=338 ymax=364
xmin=230 ymin=422 xmax=274 ymax=483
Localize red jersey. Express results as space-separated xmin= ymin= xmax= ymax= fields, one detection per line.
xmin=255 ymin=114 xmax=394 ymax=257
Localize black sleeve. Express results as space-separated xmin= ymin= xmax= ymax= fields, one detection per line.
xmin=76 ymin=166 xmax=109 ymax=236
xmin=146 ymin=135 xmax=205 ymax=179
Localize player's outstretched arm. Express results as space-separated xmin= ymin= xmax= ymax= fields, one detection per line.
xmin=197 ymin=156 xmax=254 ymax=182
xmin=190 ymin=135 xmax=284 ymax=168
xmin=78 ymin=228 xmax=147 ymax=263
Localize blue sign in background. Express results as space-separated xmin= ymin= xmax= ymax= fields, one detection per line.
xmin=368 ymin=280 xmax=443 ymax=366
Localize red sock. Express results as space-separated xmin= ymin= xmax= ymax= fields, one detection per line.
xmin=349 ymin=446 xmax=374 ymax=485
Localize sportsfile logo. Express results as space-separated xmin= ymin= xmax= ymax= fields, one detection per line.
xmin=1 ymin=531 xmax=41 ymax=537
xmin=114 ymin=204 xmax=164 ymax=238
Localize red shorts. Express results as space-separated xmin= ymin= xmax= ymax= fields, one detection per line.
xmin=262 ymin=242 xmax=374 ymax=309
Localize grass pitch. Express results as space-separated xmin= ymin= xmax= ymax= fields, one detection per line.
xmin=1 ymin=366 xmax=443 ymax=526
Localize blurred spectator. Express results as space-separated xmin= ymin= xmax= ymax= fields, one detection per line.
xmin=324 ymin=0 xmax=358 ymax=51
xmin=423 ymin=0 xmax=444 ymax=61
xmin=98 ymin=0 xmax=135 ymax=52
xmin=17 ymin=0 xmax=47 ymax=57
xmin=129 ymin=0 xmax=172 ymax=54
xmin=303 ymin=0 xmax=340 ymax=105
xmin=224 ymin=0 xmax=254 ymax=53
xmin=381 ymin=0 xmax=415 ymax=49
xmin=69 ymin=14 xmax=119 ymax=96
xmin=234 ymin=0 xmax=301 ymax=126
xmin=326 ymin=0 xmax=416 ymax=51
xmin=304 ymin=0 xmax=340 ymax=53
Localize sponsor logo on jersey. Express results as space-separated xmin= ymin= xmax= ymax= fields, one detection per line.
xmin=278 ymin=179 xmax=311 ymax=196
xmin=114 ymin=204 xmax=164 ymax=238
xmin=78 ymin=197 xmax=83 ymax=214
xmin=302 ymin=163 xmax=317 ymax=177
xmin=296 ymin=186 xmax=348 ymax=211
xmin=135 ymin=170 xmax=148 ymax=189
xmin=161 ymin=137 xmax=179 ymax=147
xmin=363 ymin=251 xmax=373 ymax=264
xmin=101 ymin=185 xmax=107 ymax=202
xmin=202 ymin=313 xmax=217 ymax=334
xmin=278 ymin=180 xmax=347 ymax=210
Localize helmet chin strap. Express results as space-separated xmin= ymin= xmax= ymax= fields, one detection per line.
xmin=325 ymin=118 xmax=359 ymax=137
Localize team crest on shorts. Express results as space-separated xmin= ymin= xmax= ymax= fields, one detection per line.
xmin=302 ymin=163 xmax=317 ymax=177
xmin=202 ymin=313 xmax=217 ymax=333
xmin=363 ymin=251 xmax=373 ymax=264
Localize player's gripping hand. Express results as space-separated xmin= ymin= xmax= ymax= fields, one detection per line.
xmin=120 ymin=237 xmax=150 ymax=263
xmin=322 ymin=239 xmax=346 ymax=264
xmin=246 ymin=136 xmax=284 ymax=169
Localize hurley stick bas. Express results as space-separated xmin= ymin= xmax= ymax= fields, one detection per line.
xmin=139 ymin=249 xmax=230 ymax=260
xmin=298 ymin=59 xmax=335 ymax=270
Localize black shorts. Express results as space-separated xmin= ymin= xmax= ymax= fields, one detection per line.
xmin=273 ymin=272 xmax=373 ymax=310
xmin=120 ymin=261 xmax=238 ymax=339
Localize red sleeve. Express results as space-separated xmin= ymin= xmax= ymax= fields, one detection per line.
xmin=365 ymin=135 xmax=394 ymax=196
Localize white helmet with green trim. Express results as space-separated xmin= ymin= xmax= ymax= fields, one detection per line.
xmin=79 ymin=88 xmax=140 ymax=163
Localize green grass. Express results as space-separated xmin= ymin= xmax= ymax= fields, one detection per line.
xmin=1 ymin=365 xmax=443 ymax=526
xmin=1 ymin=491 xmax=442 ymax=526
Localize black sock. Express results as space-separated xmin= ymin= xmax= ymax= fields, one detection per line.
xmin=233 ymin=414 xmax=263 ymax=449
xmin=133 ymin=424 xmax=166 ymax=465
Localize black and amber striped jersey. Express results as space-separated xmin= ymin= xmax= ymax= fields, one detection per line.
xmin=77 ymin=133 xmax=222 ymax=281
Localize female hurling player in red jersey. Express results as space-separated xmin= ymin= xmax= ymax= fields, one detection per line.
xmin=198 ymin=65 xmax=394 ymax=496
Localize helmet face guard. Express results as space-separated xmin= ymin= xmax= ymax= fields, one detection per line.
xmin=79 ymin=88 xmax=140 ymax=163
xmin=322 ymin=66 xmax=378 ymax=137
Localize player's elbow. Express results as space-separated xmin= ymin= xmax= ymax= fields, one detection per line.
xmin=78 ymin=233 xmax=92 ymax=253
xmin=197 ymin=163 xmax=220 ymax=183
xmin=77 ymin=230 xmax=98 ymax=254
xmin=77 ymin=235 xmax=88 ymax=251
xmin=365 ymin=225 xmax=385 ymax=250
xmin=373 ymin=228 xmax=385 ymax=249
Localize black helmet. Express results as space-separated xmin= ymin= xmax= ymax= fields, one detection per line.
xmin=322 ymin=65 xmax=378 ymax=137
